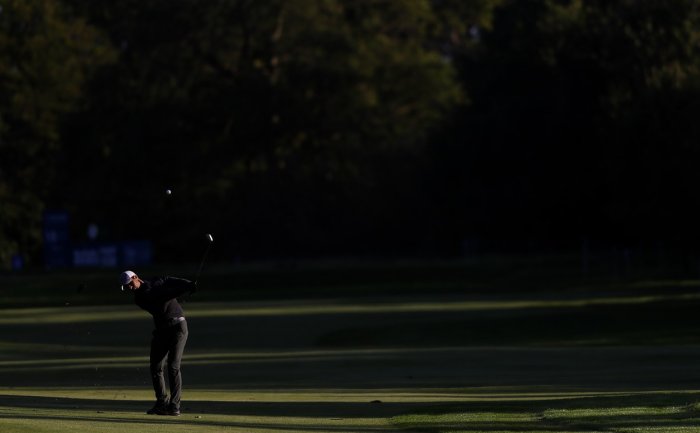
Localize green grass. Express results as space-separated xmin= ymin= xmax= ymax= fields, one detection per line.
xmin=0 ymin=388 xmax=395 ymax=433
xmin=390 ymin=394 xmax=700 ymax=432
xmin=2 ymin=259 xmax=700 ymax=431
xmin=2 ymin=254 xmax=696 ymax=308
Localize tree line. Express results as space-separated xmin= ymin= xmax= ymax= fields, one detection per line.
xmin=2 ymin=0 xmax=700 ymax=268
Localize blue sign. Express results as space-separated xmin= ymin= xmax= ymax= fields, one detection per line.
xmin=43 ymin=211 xmax=70 ymax=269
xmin=11 ymin=254 xmax=23 ymax=271
xmin=43 ymin=210 xmax=153 ymax=269
xmin=72 ymin=241 xmax=152 ymax=268
xmin=121 ymin=240 xmax=153 ymax=267
xmin=73 ymin=243 xmax=119 ymax=267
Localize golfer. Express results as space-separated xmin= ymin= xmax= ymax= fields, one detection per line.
xmin=120 ymin=270 xmax=197 ymax=416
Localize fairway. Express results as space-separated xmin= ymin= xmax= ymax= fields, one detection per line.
xmin=2 ymin=278 xmax=700 ymax=432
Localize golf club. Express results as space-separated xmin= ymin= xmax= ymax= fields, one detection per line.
xmin=194 ymin=233 xmax=214 ymax=283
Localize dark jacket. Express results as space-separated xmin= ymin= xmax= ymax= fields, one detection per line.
xmin=134 ymin=276 xmax=196 ymax=328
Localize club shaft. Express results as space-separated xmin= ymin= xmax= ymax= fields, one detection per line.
xmin=195 ymin=242 xmax=212 ymax=282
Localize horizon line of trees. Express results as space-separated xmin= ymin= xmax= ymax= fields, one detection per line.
xmin=3 ymin=0 xmax=700 ymax=268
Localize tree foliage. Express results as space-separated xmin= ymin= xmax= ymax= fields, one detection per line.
xmin=4 ymin=0 xmax=700 ymax=268
xmin=0 ymin=0 xmax=115 ymax=266
xmin=433 ymin=0 xmax=700 ymax=253
xmin=59 ymin=0 xmax=463 ymax=260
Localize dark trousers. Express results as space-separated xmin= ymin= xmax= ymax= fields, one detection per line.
xmin=150 ymin=320 xmax=188 ymax=409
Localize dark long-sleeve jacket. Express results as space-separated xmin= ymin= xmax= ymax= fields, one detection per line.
xmin=134 ymin=276 xmax=196 ymax=328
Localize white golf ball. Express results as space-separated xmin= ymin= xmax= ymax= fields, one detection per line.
xmin=165 ymin=189 xmax=172 ymax=195
xmin=207 ymin=234 xmax=213 ymax=242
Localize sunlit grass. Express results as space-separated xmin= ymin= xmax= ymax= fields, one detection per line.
xmin=390 ymin=396 xmax=700 ymax=432
xmin=2 ymin=290 xmax=700 ymax=325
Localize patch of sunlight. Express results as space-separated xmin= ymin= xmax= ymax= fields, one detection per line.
xmin=1 ymin=291 xmax=699 ymax=325
xmin=544 ymin=406 xmax=684 ymax=419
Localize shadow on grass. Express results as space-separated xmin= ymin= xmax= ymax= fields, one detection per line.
xmin=392 ymin=391 xmax=700 ymax=432
xmin=0 ymin=393 xmax=414 ymax=431
xmin=0 ymin=413 xmax=389 ymax=433
xmin=317 ymin=299 xmax=700 ymax=347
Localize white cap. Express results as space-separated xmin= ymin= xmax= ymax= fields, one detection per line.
xmin=120 ymin=270 xmax=136 ymax=291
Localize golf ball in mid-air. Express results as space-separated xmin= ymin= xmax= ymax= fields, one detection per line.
xmin=207 ymin=234 xmax=214 ymax=242
xmin=165 ymin=189 xmax=172 ymax=195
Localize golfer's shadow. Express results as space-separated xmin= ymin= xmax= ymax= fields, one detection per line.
xmin=0 ymin=393 xmax=413 ymax=425
xmin=184 ymin=399 xmax=411 ymax=418
xmin=0 ymin=394 xmax=144 ymax=414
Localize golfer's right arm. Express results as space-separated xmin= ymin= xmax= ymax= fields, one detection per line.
xmin=152 ymin=276 xmax=197 ymax=301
